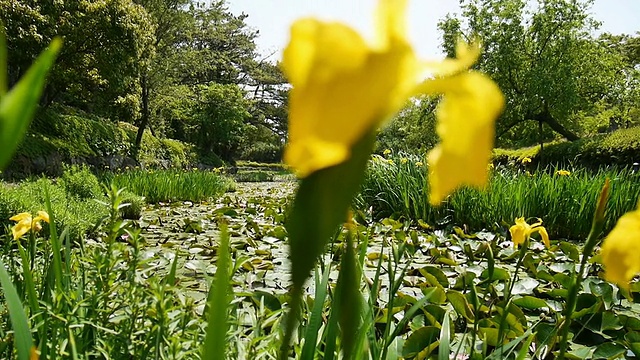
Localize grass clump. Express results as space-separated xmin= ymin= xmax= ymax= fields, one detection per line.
xmin=493 ymin=126 xmax=640 ymax=169
xmin=359 ymin=153 xmax=640 ymax=239
xmin=106 ymin=168 xmax=235 ymax=203
xmin=0 ymin=177 xmax=107 ymax=238
xmin=61 ymin=164 xmax=103 ymax=199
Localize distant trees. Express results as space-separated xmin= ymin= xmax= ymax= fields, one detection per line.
xmin=0 ymin=0 xmax=288 ymax=163
xmin=0 ymin=0 xmax=154 ymax=119
xmin=438 ymin=0 xmax=628 ymax=147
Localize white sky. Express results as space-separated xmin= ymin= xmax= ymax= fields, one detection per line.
xmin=226 ymin=0 xmax=640 ymax=61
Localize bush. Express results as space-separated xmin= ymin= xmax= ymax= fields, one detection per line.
xmin=0 ymin=177 xmax=108 ymax=238
xmin=492 ymin=126 xmax=640 ymax=169
xmin=240 ymin=142 xmax=284 ymax=163
xmin=7 ymin=105 xmax=197 ymax=177
xmin=61 ymin=164 xmax=103 ymax=199
xmin=119 ymin=190 xmax=145 ymax=219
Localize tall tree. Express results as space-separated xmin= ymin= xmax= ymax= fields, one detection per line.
xmin=439 ymin=0 xmax=625 ymax=147
xmin=0 ymin=0 xmax=154 ymax=119
xmin=131 ymin=0 xmax=191 ymax=155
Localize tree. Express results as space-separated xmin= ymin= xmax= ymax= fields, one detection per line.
xmin=377 ymin=96 xmax=439 ymax=153
xmin=439 ymin=0 xmax=626 ymax=147
xmin=130 ymin=0 xmax=191 ymax=155
xmin=0 ymin=0 xmax=154 ymax=119
xmin=599 ymin=32 xmax=640 ymax=127
xmin=190 ymin=83 xmax=250 ymax=162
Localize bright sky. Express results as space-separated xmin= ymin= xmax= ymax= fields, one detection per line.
xmin=226 ymin=0 xmax=640 ymax=61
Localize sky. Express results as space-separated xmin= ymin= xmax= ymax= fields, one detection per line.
xmin=226 ymin=0 xmax=640 ymax=61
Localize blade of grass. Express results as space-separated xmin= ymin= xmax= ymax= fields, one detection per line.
xmin=0 ymin=258 xmax=33 ymax=360
xmin=44 ymin=185 xmax=64 ymax=292
xmin=438 ymin=310 xmax=451 ymax=360
xmin=202 ymin=222 xmax=231 ymax=360
xmin=164 ymin=252 xmax=179 ymax=286
xmin=301 ymin=264 xmax=332 ymax=360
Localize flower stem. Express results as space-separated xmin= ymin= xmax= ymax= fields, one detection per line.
xmin=557 ymin=180 xmax=609 ymax=359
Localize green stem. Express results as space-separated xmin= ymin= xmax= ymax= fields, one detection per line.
xmin=279 ymin=285 xmax=302 ymax=360
xmin=497 ymin=240 xmax=528 ymax=348
xmin=557 ymin=222 xmax=603 ymax=359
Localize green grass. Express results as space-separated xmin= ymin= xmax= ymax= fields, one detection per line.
xmin=0 ymin=166 xmax=145 ymax=237
xmin=104 ymin=168 xmax=236 ymax=203
xmin=358 ymin=153 xmax=640 ymax=239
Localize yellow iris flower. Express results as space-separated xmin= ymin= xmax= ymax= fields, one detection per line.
xmin=600 ymin=205 xmax=640 ymax=289
xmin=509 ymin=217 xmax=550 ymax=248
xmin=282 ymin=0 xmax=504 ymax=204
xmin=9 ymin=211 xmax=50 ymax=240
xmin=521 ymin=157 xmax=532 ymax=164
xmin=556 ymin=170 xmax=571 ymax=176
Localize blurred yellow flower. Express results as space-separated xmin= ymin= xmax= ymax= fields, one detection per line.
xmin=10 ymin=211 xmax=50 ymax=240
xmin=386 ymin=159 xmax=394 ymax=165
xmin=487 ymin=163 xmax=494 ymax=170
xmin=383 ymin=149 xmax=392 ymax=156
xmin=400 ymin=157 xmax=408 ymax=164
xmin=521 ymin=157 xmax=532 ymax=164
xmin=556 ymin=170 xmax=570 ymax=176
xmin=415 ymin=161 xmax=423 ymax=167
xmin=509 ymin=217 xmax=550 ymax=248
xmin=282 ymin=0 xmax=504 ymax=184
xmin=600 ymin=205 xmax=640 ymax=289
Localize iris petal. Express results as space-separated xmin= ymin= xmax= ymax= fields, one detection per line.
xmin=600 ymin=207 xmax=640 ymax=289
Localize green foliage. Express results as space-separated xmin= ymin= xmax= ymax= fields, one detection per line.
xmin=0 ymin=178 xmax=107 ymax=238
xmin=119 ymin=190 xmax=145 ymax=220
xmin=233 ymin=170 xmax=275 ymax=183
xmin=6 ymin=106 xmax=196 ymax=175
xmin=376 ymin=96 xmax=439 ymax=154
xmin=0 ymin=187 xmax=205 ymax=359
xmin=359 ymin=153 xmax=640 ymax=239
xmin=0 ymin=0 xmax=154 ymax=119
xmin=0 ymin=31 xmax=60 ymax=169
xmin=190 ymin=83 xmax=251 ymax=161
xmin=107 ymin=168 xmax=235 ymax=203
xmin=439 ymin=0 xmax=626 ymax=146
xmin=61 ymin=164 xmax=103 ymax=199
xmin=493 ymin=126 xmax=640 ymax=169
xmin=240 ymin=141 xmax=284 ymax=163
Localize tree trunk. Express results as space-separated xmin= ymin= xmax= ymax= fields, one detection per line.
xmin=134 ymin=74 xmax=149 ymax=159
xmin=538 ymin=119 xmax=544 ymax=161
xmin=533 ymin=109 xmax=580 ymax=141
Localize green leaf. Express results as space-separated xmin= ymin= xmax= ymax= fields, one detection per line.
xmin=300 ymin=265 xmax=330 ymax=360
xmin=282 ymin=131 xmax=376 ymax=354
xmin=202 ymin=222 xmax=231 ymax=360
xmin=512 ymin=296 xmax=548 ymax=310
xmin=250 ymin=290 xmax=282 ymax=313
xmin=0 ymin=258 xmax=33 ymax=360
xmin=337 ymin=232 xmax=361 ymax=359
xmin=419 ymin=266 xmax=450 ymax=288
xmin=592 ymin=342 xmax=626 ymax=359
xmin=481 ymin=267 xmax=510 ymax=281
xmin=559 ymin=241 xmax=580 ymax=262
xmin=446 ymin=290 xmax=474 ymax=321
xmin=402 ymin=326 xmax=440 ymax=359
xmin=438 ymin=311 xmax=451 ymax=360
xmin=0 ymin=36 xmax=61 ymax=169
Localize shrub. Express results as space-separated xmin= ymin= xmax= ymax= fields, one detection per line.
xmin=119 ymin=190 xmax=145 ymax=219
xmin=240 ymin=142 xmax=284 ymax=163
xmin=61 ymin=164 xmax=103 ymax=199
xmin=0 ymin=177 xmax=107 ymax=238
xmin=492 ymin=126 xmax=640 ymax=169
